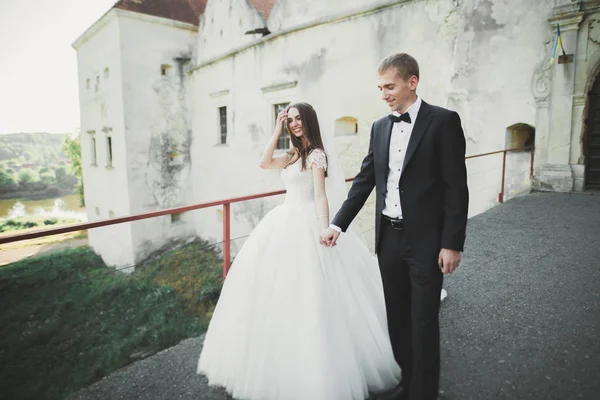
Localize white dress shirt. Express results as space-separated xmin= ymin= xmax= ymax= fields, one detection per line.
xmin=330 ymin=97 xmax=422 ymax=233
xmin=382 ymin=96 xmax=421 ymax=219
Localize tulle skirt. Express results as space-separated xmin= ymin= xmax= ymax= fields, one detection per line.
xmin=197 ymin=201 xmax=400 ymax=400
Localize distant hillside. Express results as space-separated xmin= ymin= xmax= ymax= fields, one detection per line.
xmin=0 ymin=132 xmax=71 ymax=169
xmin=0 ymin=133 xmax=78 ymax=200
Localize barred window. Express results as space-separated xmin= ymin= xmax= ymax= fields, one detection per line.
xmin=219 ymin=106 xmax=227 ymax=145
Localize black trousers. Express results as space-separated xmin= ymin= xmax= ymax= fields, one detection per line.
xmin=377 ymin=218 xmax=443 ymax=400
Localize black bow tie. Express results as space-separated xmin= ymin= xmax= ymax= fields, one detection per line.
xmin=389 ymin=113 xmax=411 ymax=124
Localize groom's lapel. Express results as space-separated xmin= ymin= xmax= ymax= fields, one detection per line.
xmin=379 ymin=117 xmax=393 ymax=180
xmin=401 ymin=101 xmax=432 ymax=176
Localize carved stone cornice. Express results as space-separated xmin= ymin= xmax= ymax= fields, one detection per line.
xmin=573 ymin=94 xmax=586 ymax=106
xmin=582 ymin=0 xmax=600 ymax=14
xmin=549 ymin=13 xmax=585 ymax=31
xmin=553 ymin=1 xmax=583 ymax=16
xmin=209 ymin=89 xmax=230 ymax=99
xmin=536 ymin=98 xmax=551 ymax=108
xmin=260 ymin=81 xmax=298 ymax=93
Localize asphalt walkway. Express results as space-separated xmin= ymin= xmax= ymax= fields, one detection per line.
xmin=68 ymin=192 xmax=600 ymax=400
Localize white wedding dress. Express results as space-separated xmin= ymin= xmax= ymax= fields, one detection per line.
xmin=197 ymin=149 xmax=400 ymax=400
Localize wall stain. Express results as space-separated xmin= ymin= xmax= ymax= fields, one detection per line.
xmin=145 ymin=54 xmax=193 ymax=209
xmin=466 ymin=0 xmax=505 ymax=32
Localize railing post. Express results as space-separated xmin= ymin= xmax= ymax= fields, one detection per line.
xmin=498 ymin=151 xmax=507 ymax=203
xmin=223 ymin=203 xmax=231 ymax=278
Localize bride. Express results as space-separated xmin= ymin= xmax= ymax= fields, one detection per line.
xmin=197 ymin=102 xmax=401 ymax=400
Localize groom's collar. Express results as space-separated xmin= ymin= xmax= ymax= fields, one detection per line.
xmin=391 ymin=96 xmax=422 ymax=122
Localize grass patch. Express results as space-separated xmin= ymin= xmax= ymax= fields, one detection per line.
xmin=0 ymin=216 xmax=80 ymax=233
xmin=0 ymin=239 xmax=223 ymax=400
xmin=136 ymin=239 xmax=224 ymax=317
xmin=0 ymin=216 xmax=86 ymax=251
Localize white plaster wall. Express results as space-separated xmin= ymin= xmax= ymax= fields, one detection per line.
xmin=75 ymin=13 xmax=135 ymax=267
xmin=196 ymin=0 xmax=266 ymax=63
xmin=267 ymin=0 xmax=385 ymax=32
xmin=191 ymin=0 xmax=543 ymax=252
xmin=118 ymin=12 xmax=198 ymax=263
xmin=505 ymin=151 xmax=533 ymax=199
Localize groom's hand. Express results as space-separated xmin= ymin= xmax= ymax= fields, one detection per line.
xmin=319 ymin=227 xmax=340 ymax=247
xmin=438 ymin=248 xmax=461 ymax=274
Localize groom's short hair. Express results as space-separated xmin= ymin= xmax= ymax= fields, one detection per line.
xmin=378 ymin=53 xmax=420 ymax=81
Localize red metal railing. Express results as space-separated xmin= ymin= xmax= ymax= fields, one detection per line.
xmin=465 ymin=146 xmax=534 ymax=203
xmin=0 ymin=146 xmax=534 ymax=276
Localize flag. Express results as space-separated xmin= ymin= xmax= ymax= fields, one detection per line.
xmin=550 ymin=24 xmax=566 ymax=64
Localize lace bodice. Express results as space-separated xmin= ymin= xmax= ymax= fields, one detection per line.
xmin=280 ymin=149 xmax=327 ymax=205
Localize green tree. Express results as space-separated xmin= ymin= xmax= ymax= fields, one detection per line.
xmin=0 ymin=167 xmax=17 ymax=191
xmin=64 ymin=135 xmax=85 ymax=206
xmin=55 ymin=167 xmax=67 ymax=184
xmin=18 ymin=169 xmax=38 ymax=186
xmin=39 ymin=168 xmax=56 ymax=184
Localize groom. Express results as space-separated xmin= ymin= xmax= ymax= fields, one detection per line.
xmin=320 ymin=53 xmax=469 ymax=400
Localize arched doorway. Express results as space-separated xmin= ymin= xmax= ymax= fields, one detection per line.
xmin=586 ymin=77 xmax=600 ymax=189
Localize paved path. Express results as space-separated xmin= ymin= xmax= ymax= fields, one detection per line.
xmin=0 ymin=238 xmax=88 ymax=266
xmin=68 ymin=192 xmax=600 ymax=400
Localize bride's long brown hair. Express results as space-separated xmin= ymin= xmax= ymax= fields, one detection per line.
xmin=283 ymin=102 xmax=327 ymax=176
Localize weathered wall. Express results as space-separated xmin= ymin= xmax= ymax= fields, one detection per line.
xmin=75 ymin=12 xmax=135 ymax=267
xmin=531 ymin=1 xmax=600 ymax=192
xmin=118 ymin=11 xmax=198 ymax=263
xmin=267 ymin=0 xmax=385 ymax=32
xmin=75 ymin=9 xmax=199 ymax=267
xmin=190 ymin=0 xmax=546 ymax=253
xmin=196 ymin=0 xmax=267 ymax=63
xmin=76 ymin=0 xmax=600 ymax=265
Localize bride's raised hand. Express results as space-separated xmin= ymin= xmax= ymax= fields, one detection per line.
xmin=274 ymin=110 xmax=288 ymax=137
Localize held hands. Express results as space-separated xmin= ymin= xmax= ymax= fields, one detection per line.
xmin=319 ymin=227 xmax=340 ymax=248
xmin=438 ymin=248 xmax=461 ymax=274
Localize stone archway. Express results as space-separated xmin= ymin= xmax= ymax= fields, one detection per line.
xmin=585 ymin=74 xmax=600 ymax=189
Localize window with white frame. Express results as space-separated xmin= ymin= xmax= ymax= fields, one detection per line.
xmin=260 ymin=81 xmax=297 ymax=152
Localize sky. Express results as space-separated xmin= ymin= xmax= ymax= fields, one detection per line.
xmin=0 ymin=0 xmax=118 ymax=134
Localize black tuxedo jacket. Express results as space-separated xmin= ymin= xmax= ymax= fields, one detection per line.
xmin=332 ymin=100 xmax=469 ymax=260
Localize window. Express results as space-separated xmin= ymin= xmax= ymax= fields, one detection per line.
xmin=171 ymin=212 xmax=182 ymax=223
xmin=274 ymin=102 xmax=290 ymax=150
xmin=219 ymin=106 xmax=228 ymax=144
xmin=161 ymin=64 xmax=173 ymax=76
xmin=505 ymin=123 xmax=535 ymax=151
xmin=104 ymin=67 xmax=110 ymax=79
xmin=335 ymin=116 xmax=358 ymax=136
xmin=106 ymin=137 xmax=113 ymax=167
xmin=91 ymin=137 xmax=97 ymax=165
